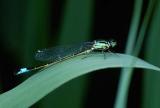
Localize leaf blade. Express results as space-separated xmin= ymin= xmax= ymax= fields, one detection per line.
xmin=0 ymin=53 xmax=159 ymax=108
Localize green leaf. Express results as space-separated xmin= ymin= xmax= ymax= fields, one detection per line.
xmin=0 ymin=53 xmax=159 ymax=108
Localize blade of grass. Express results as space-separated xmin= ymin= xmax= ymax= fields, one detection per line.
xmin=115 ymin=0 xmax=157 ymax=107
xmin=114 ymin=0 xmax=143 ymax=107
xmin=0 ymin=53 xmax=160 ymax=108
xmin=142 ymin=0 xmax=160 ymax=108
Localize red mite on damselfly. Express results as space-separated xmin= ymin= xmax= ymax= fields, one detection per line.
xmin=16 ymin=39 xmax=117 ymax=75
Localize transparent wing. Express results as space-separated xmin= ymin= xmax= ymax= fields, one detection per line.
xmin=35 ymin=41 xmax=94 ymax=62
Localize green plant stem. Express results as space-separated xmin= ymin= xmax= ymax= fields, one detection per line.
xmin=114 ymin=0 xmax=143 ymax=107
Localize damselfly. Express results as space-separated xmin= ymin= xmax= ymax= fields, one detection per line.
xmin=16 ymin=39 xmax=116 ymax=75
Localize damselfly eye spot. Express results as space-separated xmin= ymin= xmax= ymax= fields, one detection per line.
xmin=37 ymin=50 xmax=43 ymax=53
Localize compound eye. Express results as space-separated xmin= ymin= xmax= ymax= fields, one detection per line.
xmin=110 ymin=39 xmax=117 ymax=47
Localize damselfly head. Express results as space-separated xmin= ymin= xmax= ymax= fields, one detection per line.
xmin=109 ymin=39 xmax=117 ymax=48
